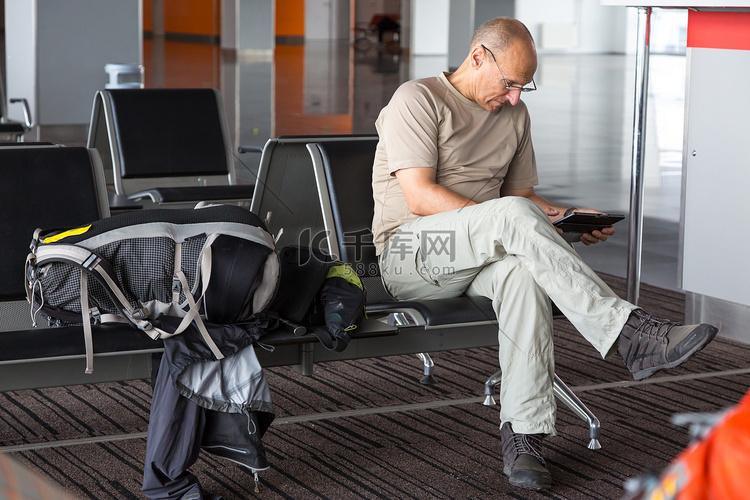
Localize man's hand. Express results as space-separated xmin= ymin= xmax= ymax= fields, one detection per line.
xmin=566 ymin=208 xmax=615 ymax=246
xmin=579 ymin=225 xmax=614 ymax=245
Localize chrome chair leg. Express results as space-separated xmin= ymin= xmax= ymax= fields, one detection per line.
xmin=553 ymin=374 xmax=601 ymax=450
xmin=483 ymin=369 xmax=502 ymax=406
xmin=483 ymin=370 xmax=602 ymax=449
xmin=416 ymin=352 xmax=436 ymax=384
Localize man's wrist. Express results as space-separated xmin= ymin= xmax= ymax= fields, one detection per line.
xmin=564 ymin=207 xmax=579 ymax=217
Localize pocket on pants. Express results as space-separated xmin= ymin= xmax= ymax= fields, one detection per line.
xmin=380 ymin=246 xmax=454 ymax=300
xmin=420 ymin=251 xmax=485 ymax=296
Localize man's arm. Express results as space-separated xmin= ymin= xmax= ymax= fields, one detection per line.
xmin=500 ymin=186 xmax=566 ymax=221
xmin=501 ymin=186 xmax=613 ymax=246
xmin=394 ymin=167 xmax=477 ymax=216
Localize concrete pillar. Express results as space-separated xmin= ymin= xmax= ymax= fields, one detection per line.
xmin=151 ymin=0 xmax=165 ymax=36
xmin=410 ymin=0 xmax=449 ymax=79
xmin=448 ymin=0 xmax=473 ymax=70
xmin=221 ymin=0 xmax=274 ymax=52
xmin=4 ymin=0 xmax=142 ymax=128
xmin=305 ymin=0 xmax=350 ymax=41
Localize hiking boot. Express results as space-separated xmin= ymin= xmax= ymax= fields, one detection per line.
xmin=501 ymin=422 xmax=552 ymax=491
xmin=618 ymin=309 xmax=718 ymax=381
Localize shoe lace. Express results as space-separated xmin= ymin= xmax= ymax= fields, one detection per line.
xmin=512 ymin=432 xmax=545 ymax=465
xmin=633 ymin=311 xmax=680 ymax=342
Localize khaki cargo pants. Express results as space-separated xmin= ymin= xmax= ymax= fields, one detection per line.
xmin=379 ymin=197 xmax=635 ymax=435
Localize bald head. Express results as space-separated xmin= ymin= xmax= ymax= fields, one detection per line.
xmin=470 ymin=17 xmax=535 ymax=54
xmin=446 ymin=17 xmax=537 ymax=111
xmin=470 ymin=17 xmax=537 ymax=84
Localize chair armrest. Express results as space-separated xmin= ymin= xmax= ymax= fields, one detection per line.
xmin=128 ymin=184 xmax=255 ymax=204
xmin=238 ymin=145 xmax=263 ymax=154
xmin=9 ymin=98 xmax=33 ymax=129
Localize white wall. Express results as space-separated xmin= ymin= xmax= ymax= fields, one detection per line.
xmin=682 ymin=47 xmax=750 ymax=307
xmin=306 ymin=0 xmax=350 ymax=40
xmin=239 ymin=0 xmax=274 ymax=50
xmin=448 ymin=0 xmax=473 ymax=69
xmin=410 ymin=0 xmax=449 ymax=78
xmin=578 ymin=0 xmax=628 ymax=53
xmin=4 ymin=0 xmax=37 ymax=124
xmin=5 ymin=0 xmax=142 ymax=126
xmin=221 ymin=0 xmax=274 ymax=52
xmin=410 ymin=0 xmax=630 ymax=83
xmin=411 ymin=0 xmax=449 ymax=55
xmin=220 ymin=0 xmax=239 ymax=50
xmin=515 ymin=0 xmax=628 ymax=53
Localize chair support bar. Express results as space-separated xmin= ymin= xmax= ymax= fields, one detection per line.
xmin=483 ymin=370 xmax=602 ymax=449
xmin=416 ymin=352 xmax=436 ymax=385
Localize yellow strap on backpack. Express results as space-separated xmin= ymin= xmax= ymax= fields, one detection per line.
xmin=43 ymin=225 xmax=92 ymax=244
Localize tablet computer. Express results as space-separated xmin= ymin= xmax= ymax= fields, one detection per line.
xmin=554 ymin=212 xmax=625 ymax=241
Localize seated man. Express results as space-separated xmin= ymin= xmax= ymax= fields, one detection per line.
xmin=371 ymin=17 xmax=718 ymax=492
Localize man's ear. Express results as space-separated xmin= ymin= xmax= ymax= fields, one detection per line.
xmin=470 ymin=46 xmax=484 ymax=69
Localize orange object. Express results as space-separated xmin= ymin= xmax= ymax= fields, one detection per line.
xmin=276 ymin=0 xmax=305 ymax=38
xmin=163 ymin=0 xmax=220 ymax=37
xmin=644 ymin=388 xmax=750 ymax=500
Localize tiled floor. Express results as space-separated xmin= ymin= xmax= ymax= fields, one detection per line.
xmin=29 ymin=37 xmax=688 ymax=294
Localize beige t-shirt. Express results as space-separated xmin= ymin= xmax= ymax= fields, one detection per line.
xmin=372 ymin=72 xmax=539 ymax=254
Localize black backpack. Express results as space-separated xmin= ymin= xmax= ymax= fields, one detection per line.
xmin=25 ymin=204 xmax=280 ymax=373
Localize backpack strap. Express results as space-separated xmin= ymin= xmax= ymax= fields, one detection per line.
xmin=172 ymin=242 xmax=182 ymax=304
xmin=79 ymin=271 xmax=95 ymax=374
xmin=33 ymin=244 xmax=153 ymax=331
xmin=32 ymin=243 xmax=226 ymax=369
xmin=151 ymin=236 xmax=224 ymax=361
xmin=306 ymin=327 xmax=350 ymax=352
xmin=170 ymin=268 xmax=224 ymax=360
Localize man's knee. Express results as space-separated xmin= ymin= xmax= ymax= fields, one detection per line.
xmin=480 ymin=196 xmax=547 ymax=223
xmin=506 ymin=196 xmax=547 ymax=220
xmin=480 ymin=257 xmax=545 ymax=301
xmin=498 ymin=257 xmax=536 ymax=287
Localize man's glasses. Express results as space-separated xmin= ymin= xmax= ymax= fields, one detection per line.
xmin=480 ymin=44 xmax=537 ymax=93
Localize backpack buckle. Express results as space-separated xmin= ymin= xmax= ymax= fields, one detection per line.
xmin=132 ymin=306 xmax=148 ymax=321
xmin=89 ymin=306 xmax=101 ymax=325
